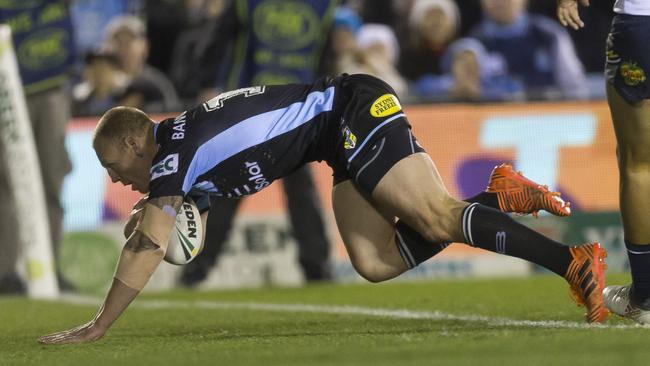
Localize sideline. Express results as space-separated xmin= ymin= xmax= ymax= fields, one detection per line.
xmin=48 ymin=294 xmax=644 ymax=330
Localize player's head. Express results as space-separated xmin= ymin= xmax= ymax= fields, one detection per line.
xmin=93 ymin=106 xmax=157 ymax=194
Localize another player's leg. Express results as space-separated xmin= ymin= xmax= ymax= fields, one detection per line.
xmin=603 ymin=84 xmax=650 ymax=321
xmin=369 ymin=152 xmax=607 ymax=322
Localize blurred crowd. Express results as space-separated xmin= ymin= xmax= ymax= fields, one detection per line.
xmin=66 ymin=0 xmax=615 ymax=117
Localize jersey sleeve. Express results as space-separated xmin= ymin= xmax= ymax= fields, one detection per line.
xmin=147 ymin=143 xmax=196 ymax=199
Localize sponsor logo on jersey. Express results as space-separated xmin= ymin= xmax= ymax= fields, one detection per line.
xmin=370 ymin=94 xmax=402 ymax=118
xmin=342 ymin=126 xmax=356 ymax=149
xmin=150 ymin=153 xmax=179 ymax=181
xmin=245 ymin=161 xmax=270 ymax=191
xmin=620 ymin=61 xmax=646 ymax=86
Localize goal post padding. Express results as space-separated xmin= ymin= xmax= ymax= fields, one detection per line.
xmin=0 ymin=25 xmax=59 ymax=298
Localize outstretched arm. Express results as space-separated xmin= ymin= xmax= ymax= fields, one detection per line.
xmin=557 ymin=0 xmax=590 ymax=30
xmin=38 ymin=196 xmax=184 ymax=345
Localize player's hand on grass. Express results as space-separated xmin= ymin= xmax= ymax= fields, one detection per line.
xmin=37 ymin=320 xmax=106 ymax=345
xmin=557 ymin=0 xmax=589 ymax=30
xmin=124 ymin=194 xmax=148 ymax=238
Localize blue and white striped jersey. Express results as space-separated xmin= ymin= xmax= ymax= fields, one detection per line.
xmin=148 ymin=77 xmax=341 ymax=199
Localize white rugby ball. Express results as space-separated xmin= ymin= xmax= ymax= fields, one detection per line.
xmin=164 ymin=198 xmax=204 ymax=265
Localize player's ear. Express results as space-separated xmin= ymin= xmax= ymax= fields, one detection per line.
xmin=124 ymin=135 xmax=144 ymax=158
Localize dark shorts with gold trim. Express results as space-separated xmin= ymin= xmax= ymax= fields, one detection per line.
xmin=329 ymin=74 xmax=425 ymax=194
xmin=605 ymin=14 xmax=650 ymax=104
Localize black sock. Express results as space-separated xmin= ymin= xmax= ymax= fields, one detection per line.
xmin=392 ymin=190 xmax=512 ymax=268
xmin=625 ymin=240 xmax=650 ymax=309
xmin=395 ymin=220 xmax=448 ymax=268
xmin=464 ymin=191 xmax=500 ymax=210
xmin=461 ymin=203 xmax=573 ymax=276
xmin=392 ymin=191 xmax=543 ymax=269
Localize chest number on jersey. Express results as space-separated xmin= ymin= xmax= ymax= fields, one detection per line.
xmin=203 ymin=86 xmax=267 ymax=112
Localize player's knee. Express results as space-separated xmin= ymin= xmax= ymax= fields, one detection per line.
xmin=620 ymin=158 xmax=650 ymax=176
xmin=619 ymin=144 xmax=650 ymax=169
xmin=350 ymin=259 xmax=395 ymax=283
xmin=357 ymin=268 xmax=393 ymax=283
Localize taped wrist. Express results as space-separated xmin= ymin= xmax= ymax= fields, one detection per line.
xmin=188 ymin=192 xmax=211 ymax=214
xmin=114 ymin=245 xmax=165 ymax=291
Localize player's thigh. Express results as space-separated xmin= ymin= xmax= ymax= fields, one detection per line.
xmin=607 ymin=84 xmax=650 ymax=164
xmin=371 ymin=152 xmax=467 ymax=243
xmin=333 ymin=74 xmax=465 ymax=242
xmin=605 ymin=14 xmax=650 ymax=163
xmin=332 ymin=180 xmax=406 ymax=281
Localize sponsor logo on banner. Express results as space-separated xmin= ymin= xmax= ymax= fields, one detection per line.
xmin=252 ymin=1 xmax=320 ymax=50
xmin=620 ymin=61 xmax=646 ymax=86
xmin=370 ymin=94 xmax=402 ymax=118
xmin=150 ymin=153 xmax=179 ymax=181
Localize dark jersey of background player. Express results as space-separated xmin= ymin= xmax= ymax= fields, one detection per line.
xmin=198 ymin=0 xmax=337 ymax=91
xmin=149 ymin=77 xmax=340 ymax=201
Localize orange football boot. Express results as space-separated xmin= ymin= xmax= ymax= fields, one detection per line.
xmin=486 ymin=163 xmax=571 ymax=217
xmin=565 ymin=243 xmax=609 ymax=323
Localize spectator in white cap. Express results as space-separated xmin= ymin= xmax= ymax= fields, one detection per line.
xmin=334 ymin=21 xmax=408 ymax=97
xmin=354 ymin=24 xmax=408 ymax=96
xmin=398 ymin=0 xmax=460 ymax=83
xmin=103 ymin=15 xmax=181 ymax=112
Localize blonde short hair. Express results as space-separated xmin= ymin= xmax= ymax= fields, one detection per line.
xmin=93 ymin=106 xmax=151 ymax=145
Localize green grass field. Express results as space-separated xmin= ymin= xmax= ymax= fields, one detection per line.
xmin=1 ymin=273 xmax=649 ymax=366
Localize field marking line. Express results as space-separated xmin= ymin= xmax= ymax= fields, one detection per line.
xmin=47 ymin=294 xmax=646 ymax=330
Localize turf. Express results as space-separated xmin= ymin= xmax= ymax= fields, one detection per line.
xmin=1 ymin=273 xmax=649 ymax=366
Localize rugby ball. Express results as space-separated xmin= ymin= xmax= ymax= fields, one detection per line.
xmin=164 ymin=198 xmax=204 ymax=265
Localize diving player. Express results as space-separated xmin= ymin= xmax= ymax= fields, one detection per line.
xmin=558 ymin=0 xmax=650 ymax=323
xmin=38 ymin=73 xmax=606 ymax=344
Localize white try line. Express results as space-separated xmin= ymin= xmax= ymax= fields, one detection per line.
xmin=50 ymin=294 xmax=647 ymax=330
